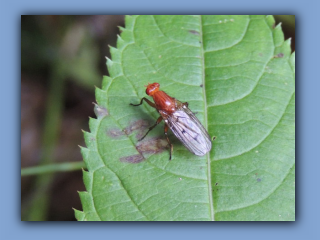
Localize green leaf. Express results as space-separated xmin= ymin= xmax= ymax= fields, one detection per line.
xmin=75 ymin=15 xmax=295 ymax=221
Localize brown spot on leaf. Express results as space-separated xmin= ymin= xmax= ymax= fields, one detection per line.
xmin=135 ymin=132 xmax=147 ymax=141
xmin=119 ymin=137 xmax=168 ymax=164
xmin=274 ymin=53 xmax=284 ymax=58
xmin=189 ymin=30 xmax=200 ymax=35
xmin=124 ymin=119 xmax=149 ymax=138
xmin=200 ymin=84 xmax=203 ymax=88
xmin=136 ymin=137 xmax=168 ymax=155
xmin=106 ymin=128 xmax=125 ymax=138
xmin=119 ymin=154 xmax=144 ymax=164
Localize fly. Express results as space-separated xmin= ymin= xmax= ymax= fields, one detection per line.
xmin=130 ymin=82 xmax=212 ymax=160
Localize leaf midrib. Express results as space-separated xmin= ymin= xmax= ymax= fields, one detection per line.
xmin=199 ymin=15 xmax=214 ymax=221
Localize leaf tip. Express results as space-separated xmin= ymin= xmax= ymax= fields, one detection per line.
xmin=92 ymin=102 xmax=109 ymax=118
xmin=74 ymin=208 xmax=85 ymax=221
xmin=275 ymin=22 xmax=282 ymax=30
xmin=285 ymin=37 xmax=292 ymax=46
xmin=118 ymin=26 xmax=125 ymax=32
xmin=116 ymin=34 xmax=124 ymax=43
xmin=106 ymin=57 xmax=113 ymax=67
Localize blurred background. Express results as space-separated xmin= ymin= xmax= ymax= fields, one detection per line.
xmin=21 ymin=15 xmax=295 ymax=221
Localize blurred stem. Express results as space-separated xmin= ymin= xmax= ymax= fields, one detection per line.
xmin=21 ymin=161 xmax=86 ymax=176
xmin=23 ymin=22 xmax=87 ymax=221
xmin=24 ymin=62 xmax=66 ymax=221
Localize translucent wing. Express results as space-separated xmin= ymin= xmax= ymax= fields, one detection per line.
xmin=163 ymin=105 xmax=212 ymax=156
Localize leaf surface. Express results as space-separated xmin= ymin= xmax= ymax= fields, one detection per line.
xmin=75 ymin=15 xmax=295 ymax=221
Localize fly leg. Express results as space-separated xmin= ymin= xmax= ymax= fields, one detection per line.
xmin=138 ymin=116 xmax=163 ymax=141
xmin=130 ymin=97 xmax=156 ymax=108
xmin=164 ymin=124 xmax=173 ymax=160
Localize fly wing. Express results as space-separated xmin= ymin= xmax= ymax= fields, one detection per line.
xmin=165 ymin=106 xmax=212 ymax=156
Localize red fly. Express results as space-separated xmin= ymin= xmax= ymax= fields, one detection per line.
xmin=130 ymin=82 xmax=212 ymax=160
